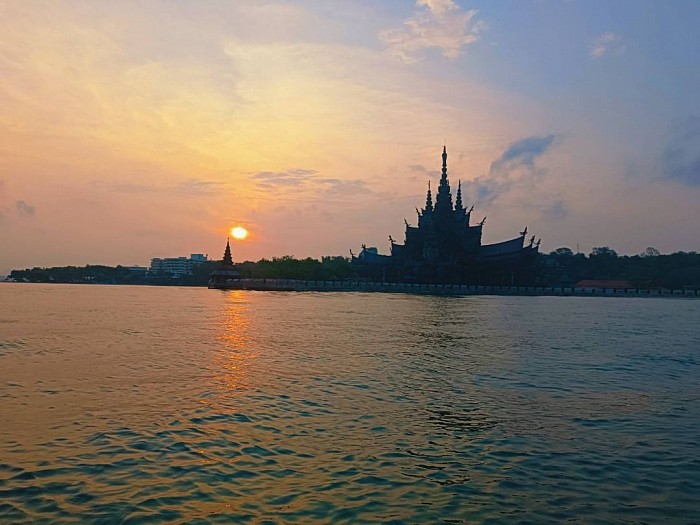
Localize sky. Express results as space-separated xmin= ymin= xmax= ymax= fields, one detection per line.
xmin=2 ymin=0 xmax=700 ymax=273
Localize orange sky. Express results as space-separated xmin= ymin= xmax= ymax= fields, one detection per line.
xmin=2 ymin=1 xmax=699 ymax=273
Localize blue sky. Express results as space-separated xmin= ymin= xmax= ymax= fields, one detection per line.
xmin=1 ymin=0 xmax=699 ymax=272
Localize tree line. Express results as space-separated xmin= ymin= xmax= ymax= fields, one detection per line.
xmin=6 ymin=248 xmax=700 ymax=289
xmin=6 ymin=256 xmax=356 ymax=287
xmin=542 ymin=247 xmax=700 ymax=289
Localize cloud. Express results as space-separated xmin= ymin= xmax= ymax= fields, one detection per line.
xmin=661 ymin=115 xmax=700 ymax=185
xmin=252 ymin=169 xmax=319 ymax=191
xmin=409 ymin=164 xmax=440 ymax=177
xmin=461 ymin=134 xmax=557 ymax=206
xmin=317 ymin=178 xmax=369 ymax=197
xmin=95 ymin=178 xmax=229 ymax=195
xmin=251 ymin=169 xmax=370 ymax=198
xmin=380 ymin=0 xmax=484 ymax=63
xmin=0 ymin=184 xmax=36 ymax=222
xmin=538 ymin=199 xmax=569 ymax=221
xmin=491 ymin=135 xmax=557 ymax=173
xmin=15 ymin=200 xmax=35 ymax=217
xmin=96 ymin=182 xmax=160 ymax=194
xmin=590 ymin=32 xmax=625 ymax=59
xmin=176 ymin=179 xmax=228 ymax=196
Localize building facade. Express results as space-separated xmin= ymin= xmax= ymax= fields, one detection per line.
xmin=353 ymin=146 xmax=540 ymax=284
xmin=149 ymin=253 xmax=209 ymax=277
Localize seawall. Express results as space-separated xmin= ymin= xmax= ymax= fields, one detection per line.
xmin=209 ymin=279 xmax=699 ymax=298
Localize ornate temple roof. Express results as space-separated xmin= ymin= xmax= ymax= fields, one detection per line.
xmin=478 ymin=235 xmax=526 ymax=258
xmin=354 ymin=246 xmax=392 ymax=266
xmin=352 ymin=145 xmax=540 ymax=283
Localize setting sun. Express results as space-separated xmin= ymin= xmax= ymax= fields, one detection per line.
xmin=231 ymin=226 xmax=248 ymax=240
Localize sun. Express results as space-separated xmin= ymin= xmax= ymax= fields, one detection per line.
xmin=231 ymin=226 xmax=248 ymax=240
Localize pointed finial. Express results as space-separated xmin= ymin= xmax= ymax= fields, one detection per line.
xmin=455 ymin=179 xmax=463 ymax=210
xmin=425 ymin=179 xmax=433 ymax=212
xmin=441 ymin=145 xmax=448 ymax=181
xmin=520 ymin=226 xmax=528 ymax=236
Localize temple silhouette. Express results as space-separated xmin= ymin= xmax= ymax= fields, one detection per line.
xmin=208 ymin=238 xmax=240 ymax=288
xmin=352 ymin=146 xmax=540 ymax=284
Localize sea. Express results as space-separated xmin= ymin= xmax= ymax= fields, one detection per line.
xmin=0 ymin=283 xmax=699 ymax=524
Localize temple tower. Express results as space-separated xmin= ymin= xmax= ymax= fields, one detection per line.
xmin=208 ymin=238 xmax=240 ymax=288
xmin=434 ymin=146 xmax=453 ymax=213
xmin=222 ymin=238 xmax=233 ymax=266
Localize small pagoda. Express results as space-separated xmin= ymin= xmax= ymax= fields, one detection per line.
xmin=208 ymin=238 xmax=240 ymax=288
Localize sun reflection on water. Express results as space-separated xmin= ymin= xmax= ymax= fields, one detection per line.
xmin=215 ymin=291 xmax=256 ymax=393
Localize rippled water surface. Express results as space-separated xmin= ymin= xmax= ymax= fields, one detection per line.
xmin=1 ymin=284 xmax=699 ymax=523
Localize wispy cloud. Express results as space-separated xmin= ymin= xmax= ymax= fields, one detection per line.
xmin=251 ymin=168 xmax=369 ymax=198
xmin=380 ymin=0 xmax=484 ymax=63
xmin=409 ymin=164 xmax=440 ymax=177
xmin=0 ymin=182 xmax=36 ymax=221
xmin=661 ymin=115 xmax=700 ymax=185
xmin=176 ymin=179 xmax=229 ymax=196
xmin=317 ymin=178 xmax=369 ymax=197
xmin=537 ymin=199 xmax=569 ymax=221
xmin=461 ymin=135 xmax=558 ymax=210
xmin=95 ymin=178 xmax=229 ymax=196
xmin=590 ymin=32 xmax=625 ymax=59
xmin=16 ymin=200 xmax=35 ymax=217
xmin=491 ymin=135 xmax=557 ymax=173
xmin=252 ymin=169 xmax=318 ymax=190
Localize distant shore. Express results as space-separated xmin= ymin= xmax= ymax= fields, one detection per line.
xmin=5 ymin=279 xmax=698 ymax=298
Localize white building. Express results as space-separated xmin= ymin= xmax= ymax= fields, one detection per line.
xmin=149 ymin=254 xmax=209 ymax=277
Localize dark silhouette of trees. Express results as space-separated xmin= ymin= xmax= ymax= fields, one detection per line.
xmin=552 ymin=247 xmax=574 ymax=257
xmin=589 ymin=246 xmax=618 ymax=258
xmin=542 ymin=247 xmax=700 ymax=288
xmin=235 ymin=255 xmax=354 ymax=281
xmin=8 ymin=250 xmax=700 ymax=289
xmin=8 ymin=256 xmax=356 ymax=286
xmin=8 ymin=265 xmax=146 ymax=284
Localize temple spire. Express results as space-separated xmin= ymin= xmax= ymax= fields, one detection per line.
xmin=441 ymin=145 xmax=448 ymax=182
xmin=222 ymin=237 xmax=233 ymax=266
xmin=435 ymin=145 xmax=453 ymax=211
xmin=455 ymin=180 xmax=463 ymax=211
xmin=425 ymin=180 xmax=433 ymax=212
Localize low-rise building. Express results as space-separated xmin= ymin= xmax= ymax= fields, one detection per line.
xmin=149 ymin=254 xmax=209 ymax=277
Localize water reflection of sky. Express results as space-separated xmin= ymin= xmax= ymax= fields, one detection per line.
xmin=1 ymin=286 xmax=699 ymax=523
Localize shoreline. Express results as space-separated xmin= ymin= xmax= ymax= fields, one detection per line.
xmin=209 ymin=278 xmax=699 ymax=298
xmin=4 ymin=280 xmax=698 ymax=298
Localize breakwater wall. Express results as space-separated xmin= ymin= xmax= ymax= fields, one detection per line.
xmin=210 ymin=278 xmax=699 ymax=298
